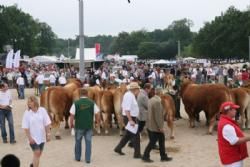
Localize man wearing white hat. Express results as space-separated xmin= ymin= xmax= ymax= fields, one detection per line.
xmin=114 ymin=82 xmax=141 ymax=159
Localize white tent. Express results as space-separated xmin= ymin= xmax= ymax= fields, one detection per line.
xmin=75 ymin=48 xmax=102 ymax=61
xmin=119 ymin=55 xmax=138 ymax=62
xmin=31 ymin=56 xmax=58 ymax=64
xmin=152 ymin=59 xmax=171 ymax=65
xmin=183 ymin=57 xmax=196 ymax=61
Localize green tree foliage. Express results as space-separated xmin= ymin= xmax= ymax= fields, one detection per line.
xmin=0 ymin=5 xmax=56 ymax=56
xmin=193 ymin=6 xmax=250 ymax=59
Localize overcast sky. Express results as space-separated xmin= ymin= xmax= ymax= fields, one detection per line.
xmin=1 ymin=0 xmax=250 ymax=39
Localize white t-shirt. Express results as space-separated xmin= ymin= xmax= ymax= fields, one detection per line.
xmin=70 ymin=97 xmax=100 ymax=115
xmin=16 ymin=77 xmax=25 ymax=85
xmin=36 ymin=74 xmax=44 ymax=84
xmin=122 ymin=91 xmax=139 ymax=117
xmin=49 ymin=74 xmax=56 ymax=83
xmin=0 ymin=90 xmax=11 ymax=105
xmin=22 ymin=107 xmax=51 ymax=144
xmin=58 ymin=76 xmax=67 ymax=85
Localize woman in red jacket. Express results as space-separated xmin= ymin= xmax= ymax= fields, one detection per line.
xmin=218 ymin=101 xmax=250 ymax=167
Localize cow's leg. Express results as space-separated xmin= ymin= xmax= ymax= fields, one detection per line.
xmin=95 ymin=112 xmax=101 ymax=134
xmin=54 ymin=122 xmax=61 ymax=140
xmin=240 ymin=109 xmax=245 ymax=129
xmin=186 ymin=107 xmax=195 ymax=128
xmin=167 ymin=117 xmax=174 ymax=139
xmin=64 ymin=114 xmax=70 ymax=129
xmin=113 ymin=109 xmax=124 ymax=136
xmin=113 ymin=98 xmax=124 ymax=136
xmin=102 ymin=112 xmax=110 ymax=134
xmin=208 ymin=116 xmax=216 ymax=135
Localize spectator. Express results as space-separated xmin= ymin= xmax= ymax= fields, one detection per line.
xmin=1 ymin=154 xmax=20 ymax=167
xmin=142 ymin=87 xmax=173 ymax=163
xmin=0 ymin=82 xmax=16 ymax=144
xmin=22 ymin=96 xmax=51 ymax=167
xmin=69 ymin=88 xmax=100 ymax=164
xmin=16 ymin=73 xmax=25 ymax=99
xmin=58 ymin=73 xmax=67 ymax=87
xmin=114 ymin=82 xmax=141 ymax=159
xmin=218 ymin=101 xmax=250 ymax=167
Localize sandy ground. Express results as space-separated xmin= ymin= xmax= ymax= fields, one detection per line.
xmin=0 ymin=88 xmax=250 ymax=167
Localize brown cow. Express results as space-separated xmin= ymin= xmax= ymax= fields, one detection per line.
xmin=180 ymin=80 xmax=233 ymax=134
xmin=231 ymin=88 xmax=250 ymax=129
xmin=40 ymin=79 xmax=82 ymax=139
xmin=161 ymin=94 xmax=176 ymax=139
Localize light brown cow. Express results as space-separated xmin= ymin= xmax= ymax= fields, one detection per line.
xmin=180 ymin=80 xmax=233 ymax=134
xmin=40 ymin=79 xmax=82 ymax=139
xmin=161 ymin=94 xmax=176 ymax=139
xmin=231 ymin=88 xmax=250 ymax=129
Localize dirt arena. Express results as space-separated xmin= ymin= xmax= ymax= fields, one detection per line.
xmin=0 ymin=88 xmax=249 ymax=167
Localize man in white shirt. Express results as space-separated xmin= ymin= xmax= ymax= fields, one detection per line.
xmin=0 ymin=83 xmax=16 ymax=144
xmin=49 ymin=73 xmax=56 ymax=86
xmin=35 ymin=72 xmax=44 ymax=95
xmin=114 ymin=82 xmax=141 ymax=159
xmin=58 ymin=73 xmax=67 ymax=86
xmin=16 ymin=74 xmax=25 ymax=99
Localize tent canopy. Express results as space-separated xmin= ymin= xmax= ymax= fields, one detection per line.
xmin=183 ymin=57 xmax=196 ymax=61
xmin=152 ymin=59 xmax=171 ymax=65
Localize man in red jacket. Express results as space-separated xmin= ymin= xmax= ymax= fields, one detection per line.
xmin=218 ymin=101 xmax=250 ymax=167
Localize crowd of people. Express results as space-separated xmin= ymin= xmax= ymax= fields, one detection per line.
xmin=0 ymin=60 xmax=250 ymax=166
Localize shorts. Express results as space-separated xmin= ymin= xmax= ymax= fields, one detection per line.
xmin=30 ymin=143 xmax=45 ymax=151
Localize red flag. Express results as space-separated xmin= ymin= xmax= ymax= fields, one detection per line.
xmin=95 ymin=43 xmax=101 ymax=55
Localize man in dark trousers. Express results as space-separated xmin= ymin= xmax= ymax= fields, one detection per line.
xmin=142 ymin=86 xmax=173 ymax=163
xmin=114 ymin=82 xmax=141 ymax=159
xmin=69 ymin=88 xmax=100 ymax=164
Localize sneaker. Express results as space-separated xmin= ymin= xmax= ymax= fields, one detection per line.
xmin=114 ymin=149 xmax=125 ymax=155
xmin=142 ymin=157 xmax=154 ymax=163
xmin=161 ymin=156 xmax=173 ymax=162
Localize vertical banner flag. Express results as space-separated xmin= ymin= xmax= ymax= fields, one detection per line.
xmin=95 ymin=43 xmax=101 ymax=56
xmin=13 ymin=50 xmax=21 ymax=68
xmin=5 ymin=49 xmax=14 ymax=69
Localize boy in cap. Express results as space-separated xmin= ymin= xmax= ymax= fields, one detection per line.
xmin=218 ymin=101 xmax=250 ymax=167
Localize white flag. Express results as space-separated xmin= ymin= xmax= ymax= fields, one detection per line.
xmin=5 ymin=49 xmax=14 ymax=69
xmin=13 ymin=50 xmax=21 ymax=68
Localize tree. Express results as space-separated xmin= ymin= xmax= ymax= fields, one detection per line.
xmin=193 ymin=6 xmax=250 ymax=59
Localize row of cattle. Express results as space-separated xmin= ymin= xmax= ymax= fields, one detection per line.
xmin=40 ymin=79 xmax=176 ymax=139
xmin=39 ymin=78 xmax=250 ymax=139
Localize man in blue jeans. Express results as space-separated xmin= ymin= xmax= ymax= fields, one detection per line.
xmin=0 ymin=83 xmax=16 ymax=144
xmin=69 ymin=88 xmax=100 ymax=164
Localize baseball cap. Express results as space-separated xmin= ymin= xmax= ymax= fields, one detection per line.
xmin=220 ymin=101 xmax=239 ymax=112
